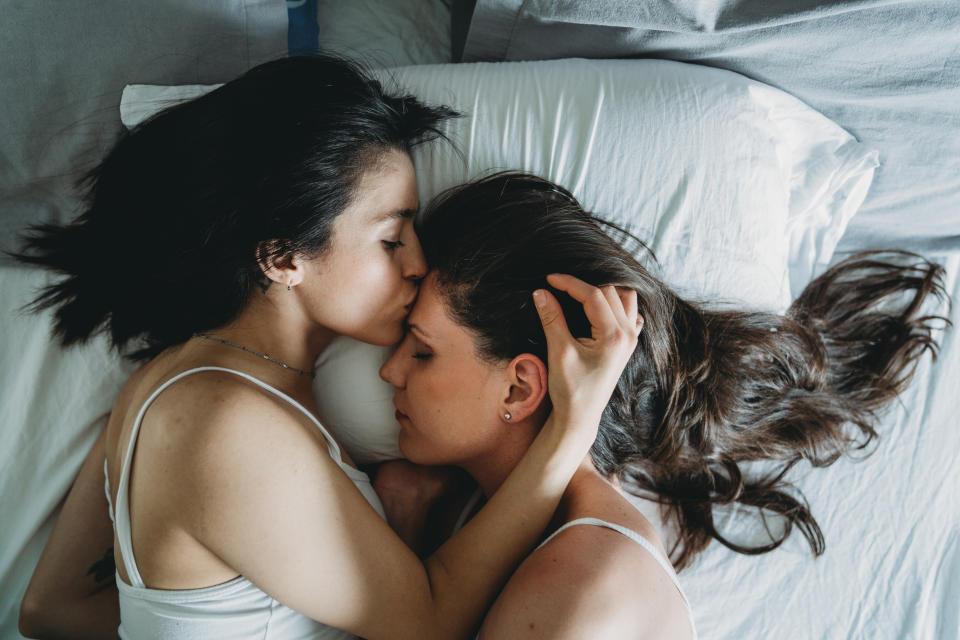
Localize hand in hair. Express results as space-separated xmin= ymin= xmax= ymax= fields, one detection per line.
xmin=533 ymin=274 xmax=643 ymax=436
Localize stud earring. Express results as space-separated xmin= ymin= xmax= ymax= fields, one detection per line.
xmin=287 ymin=283 xmax=292 ymax=291
xmin=504 ymin=412 xmax=511 ymax=421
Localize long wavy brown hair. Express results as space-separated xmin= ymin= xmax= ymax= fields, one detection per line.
xmin=419 ymin=171 xmax=950 ymax=570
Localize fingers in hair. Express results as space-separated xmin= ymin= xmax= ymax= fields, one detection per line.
xmin=532 ymin=288 xmax=573 ymax=350
xmin=615 ymin=287 xmax=642 ymax=334
xmin=545 ymin=274 xmax=619 ymax=338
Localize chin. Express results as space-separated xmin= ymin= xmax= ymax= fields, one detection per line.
xmin=396 ymin=430 xmax=417 ymax=462
xmin=397 ymin=431 xmax=438 ymax=466
xmin=349 ymin=322 xmax=404 ymax=348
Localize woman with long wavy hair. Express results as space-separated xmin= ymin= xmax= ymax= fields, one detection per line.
xmin=377 ymin=171 xmax=947 ymax=638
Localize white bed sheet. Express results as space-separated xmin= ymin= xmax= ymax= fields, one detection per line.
xmin=629 ymin=250 xmax=960 ymax=639
xmin=0 ymin=266 xmax=136 ymax=636
xmin=316 ymin=0 xmax=452 ymax=68
xmin=0 ymin=1 xmax=287 ymax=262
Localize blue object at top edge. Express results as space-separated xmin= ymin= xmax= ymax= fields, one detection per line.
xmin=287 ymin=0 xmax=319 ymax=56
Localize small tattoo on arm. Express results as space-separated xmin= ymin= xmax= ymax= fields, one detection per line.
xmin=87 ymin=547 xmax=116 ymax=585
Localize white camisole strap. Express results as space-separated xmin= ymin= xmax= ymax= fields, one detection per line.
xmin=112 ymin=366 xmax=365 ymax=589
xmin=538 ymin=517 xmax=698 ymax=638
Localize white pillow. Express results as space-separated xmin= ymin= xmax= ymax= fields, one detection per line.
xmin=311 ymin=336 xmax=399 ymax=463
xmin=121 ymin=58 xmax=877 ymax=462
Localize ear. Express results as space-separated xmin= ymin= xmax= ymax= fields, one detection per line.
xmin=255 ymin=240 xmax=306 ymax=289
xmin=501 ymin=354 xmax=548 ymax=423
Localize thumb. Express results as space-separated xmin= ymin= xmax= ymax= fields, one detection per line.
xmin=533 ymin=289 xmax=571 ymax=348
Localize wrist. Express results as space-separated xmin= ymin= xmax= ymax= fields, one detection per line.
xmin=539 ymin=410 xmax=599 ymax=456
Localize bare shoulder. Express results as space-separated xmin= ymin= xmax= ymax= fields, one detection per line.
xmin=118 ymin=366 xmax=341 ymax=516
xmin=142 ymin=368 xmax=329 ymax=464
xmin=108 ymin=365 xmax=391 ymax=594
xmin=479 ymin=520 xmax=693 ymax=640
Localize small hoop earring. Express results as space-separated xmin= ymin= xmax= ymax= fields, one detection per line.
xmin=503 ymin=412 xmax=511 ymax=421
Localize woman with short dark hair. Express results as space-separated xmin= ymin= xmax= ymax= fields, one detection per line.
xmin=15 ymin=59 xmax=636 ymax=640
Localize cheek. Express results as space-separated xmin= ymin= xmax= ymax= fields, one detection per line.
xmin=345 ymin=255 xmax=398 ymax=303
xmin=410 ymin=372 xmax=455 ymax=419
xmin=315 ymin=254 xmax=406 ymax=337
xmin=408 ymin=369 xmax=495 ymax=445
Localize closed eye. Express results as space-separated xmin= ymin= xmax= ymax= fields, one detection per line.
xmin=382 ymin=240 xmax=405 ymax=251
xmin=412 ymin=352 xmax=432 ymax=360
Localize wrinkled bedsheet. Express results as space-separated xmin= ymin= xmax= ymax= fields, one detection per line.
xmin=456 ymin=0 xmax=960 ymax=254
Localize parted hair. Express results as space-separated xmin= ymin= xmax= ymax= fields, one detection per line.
xmin=419 ymin=171 xmax=950 ymax=570
xmin=13 ymin=54 xmax=457 ymax=360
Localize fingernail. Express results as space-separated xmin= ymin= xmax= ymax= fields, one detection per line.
xmin=533 ymin=290 xmax=546 ymax=308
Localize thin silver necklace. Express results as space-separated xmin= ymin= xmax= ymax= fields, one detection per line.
xmin=196 ymin=334 xmax=315 ymax=378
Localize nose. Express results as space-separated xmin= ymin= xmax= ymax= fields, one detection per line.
xmin=403 ymin=231 xmax=427 ymax=282
xmin=379 ymin=344 xmax=406 ymax=388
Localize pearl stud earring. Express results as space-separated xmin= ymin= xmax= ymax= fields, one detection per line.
xmin=504 ymin=412 xmax=511 ymax=420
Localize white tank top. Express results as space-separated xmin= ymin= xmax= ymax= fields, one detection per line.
xmin=104 ymin=366 xmax=385 ymax=639
xmin=537 ymin=518 xmax=698 ymax=639
xmin=455 ymin=491 xmax=698 ymax=640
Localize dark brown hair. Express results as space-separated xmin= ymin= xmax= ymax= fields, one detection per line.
xmin=12 ymin=54 xmax=457 ymax=360
xmin=419 ymin=171 xmax=950 ymax=570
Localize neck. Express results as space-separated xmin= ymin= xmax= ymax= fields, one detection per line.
xmin=462 ymin=450 xmax=522 ymax=499
xmin=464 ymin=435 xmax=608 ymax=528
xmin=460 ymin=413 xmax=538 ymax=497
xmin=201 ymin=292 xmax=336 ymax=377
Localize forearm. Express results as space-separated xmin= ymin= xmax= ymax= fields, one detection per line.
xmin=20 ymin=425 xmax=120 ymax=639
xmin=20 ymin=585 xmax=120 ymax=640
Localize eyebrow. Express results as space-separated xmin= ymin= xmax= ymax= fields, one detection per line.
xmin=406 ymin=322 xmax=431 ymax=340
xmin=377 ymin=207 xmax=417 ymax=222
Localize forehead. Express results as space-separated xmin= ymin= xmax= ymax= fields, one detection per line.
xmin=407 ymin=273 xmax=451 ymax=334
xmin=409 ymin=275 xmax=506 ymax=371
xmin=407 ymin=273 xmax=481 ymax=351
